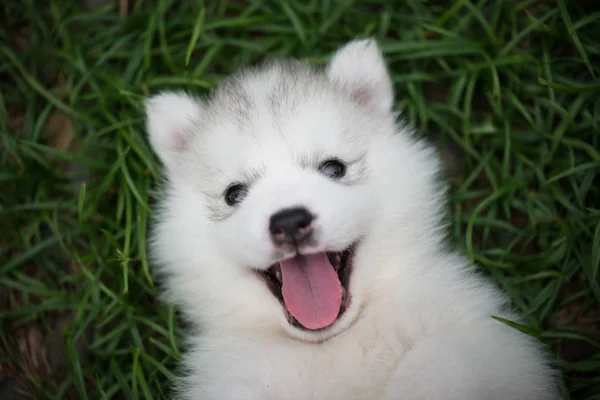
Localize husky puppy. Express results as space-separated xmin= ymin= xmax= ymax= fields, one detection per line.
xmin=144 ymin=39 xmax=559 ymax=400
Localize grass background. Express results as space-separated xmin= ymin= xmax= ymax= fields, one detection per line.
xmin=1 ymin=0 xmax=599 ymax=399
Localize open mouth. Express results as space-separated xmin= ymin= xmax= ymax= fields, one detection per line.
xmin=258 ymin=244 xmax=356 ymax=332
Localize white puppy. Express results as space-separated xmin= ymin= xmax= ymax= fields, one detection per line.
xmin=144 ymin=39 xmax=559 ymax=400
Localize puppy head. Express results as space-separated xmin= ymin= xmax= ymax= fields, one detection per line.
xmin=145 ymin=39 xmax=443 ymax=341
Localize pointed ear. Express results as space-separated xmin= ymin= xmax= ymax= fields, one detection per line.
xmin=144 ymin=91 xmax=203 ymax=168
xmin=326 ymin=39 xmax=394 ymax=112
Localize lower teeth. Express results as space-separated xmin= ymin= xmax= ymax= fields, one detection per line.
xmin=330 ymin=253 xmax=342 ymax=271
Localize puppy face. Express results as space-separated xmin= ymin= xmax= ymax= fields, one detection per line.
xmin=146 ymin=40 xmax=442 ymax=341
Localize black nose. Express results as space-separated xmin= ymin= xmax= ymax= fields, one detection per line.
xmin=269 ymin=207 xmax=313 ymax=238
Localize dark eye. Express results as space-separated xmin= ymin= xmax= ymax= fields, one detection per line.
xmin=225 ymin=184 xmax=248 ymax=206
xmin=319 ymin=159 xmax=346 ymax=179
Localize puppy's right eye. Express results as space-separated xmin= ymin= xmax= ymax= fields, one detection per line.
xmin=225 ymin=184 xmax=248 ymax=206
xmin=319 ymin=159 xmax=346 ymax=180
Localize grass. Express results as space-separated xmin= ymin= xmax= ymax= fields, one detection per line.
xmin=1 ymin=0 xmax=599 ymax=398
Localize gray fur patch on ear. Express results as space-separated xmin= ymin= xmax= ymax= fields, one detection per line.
xmin=326 ymin=39 xmax=394 ymax=112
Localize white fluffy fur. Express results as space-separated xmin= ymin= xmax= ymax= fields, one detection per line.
xmin=145 ymin=39 xmax=559 ymax=399
xmin=145 ymin=91 xmax=203 ymax=168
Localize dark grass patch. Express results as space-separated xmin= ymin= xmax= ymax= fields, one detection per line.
xmin=1 ymin=0 xmax=599 ymax=399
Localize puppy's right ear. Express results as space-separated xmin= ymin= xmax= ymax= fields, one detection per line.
xmin=326 ymin=39 xmax=393 ymax=113
xmin=144 ymin=91 xmax=203 ymax=169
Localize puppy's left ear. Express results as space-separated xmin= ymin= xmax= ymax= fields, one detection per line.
xmin=144 ymin=91 xmax=203 ymax=170
xmin=326 ymin=39 xmax=394 ymax=112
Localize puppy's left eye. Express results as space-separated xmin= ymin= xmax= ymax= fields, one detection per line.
xmin=224 ymin=184 xmax=248 ymax=206
xmin=319 ymin=159 xmax=346 ymax=179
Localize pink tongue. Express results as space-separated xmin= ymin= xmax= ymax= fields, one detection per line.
xmin=279 ymin=252 xmax=342 ymax=330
